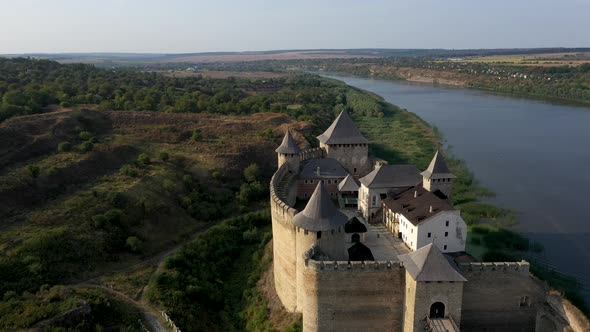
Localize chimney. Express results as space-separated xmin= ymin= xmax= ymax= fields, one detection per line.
xmin=316 ymin=166 xmax=321 ymax=176
xmin=429 ymin=205 xmax=433 ymax=213
xmin=414 ymin=191 xmax=418 ymax=198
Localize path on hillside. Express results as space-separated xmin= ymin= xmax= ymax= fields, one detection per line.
xmin=74 ymin=283 xmax=167 ymax=332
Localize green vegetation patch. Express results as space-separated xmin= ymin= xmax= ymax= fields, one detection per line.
xmin=147 ymin=211 xmax=272 ymax=332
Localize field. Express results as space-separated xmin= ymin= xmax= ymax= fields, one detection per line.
xmin=54 ymin=50 xmax=379 ymax=66
xmin=463 ymin=52 xmax=590 ymax=66
xmin=164 ymin=70 xmax=289 ymax=79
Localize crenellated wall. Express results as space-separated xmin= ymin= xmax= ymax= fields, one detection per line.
xmin=458 ymin=262 xmax=546 ymax=332
xmin=301 ymin=260 xmax=405 ymax=332
xmin=270 ymin=164 xmax=299 ymax=311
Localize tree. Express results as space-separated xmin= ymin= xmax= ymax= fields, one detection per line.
xmin=79 ymin=131 xmax=92 ymax=140
xmin=137 ymin=153 xmax=151 ymax=166
xmin=192 ymin=129 xmax=202 ymax=142
xmin=57 ymin=141 xmax=72 ymax=152
xmin=243 ymin=163 xmax=260 ymax=183
xmin=158 ymin=151 xmax=170 ymax=161
xmin=126 ymin=236 xmax=142 ymax=253
xmin=27 ymin=164 xmax=40 ymax=178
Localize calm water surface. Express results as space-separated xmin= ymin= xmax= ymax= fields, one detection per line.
xmin=326 ymin=75 xmax=590 ymax=304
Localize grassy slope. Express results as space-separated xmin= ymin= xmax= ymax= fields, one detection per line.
xmin=0 ymin=108 xmax=298 ymax=329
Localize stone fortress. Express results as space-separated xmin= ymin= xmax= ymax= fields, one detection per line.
xmin=270 ymin=111 xmax=588 ymax=331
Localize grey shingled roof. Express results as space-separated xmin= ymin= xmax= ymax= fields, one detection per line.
xmin=420 ymin=150 xmax=456 ymax=180
xmin=317 ymin=111 xmax=369 ymax=145
xmin=299 ymin=158 xmax=348 ymax=179
xmin=399 ymin=243 xmax=467 ymax=282
xmin=338 ymin=174 xmax=359 ymax=192
xmin=382 ymin=185 xmax=455 ymax=226
xmin=292 ymin=182 xmax=348 ymax=231
xmin=359 ymin=164 xmax=422 ymax=188
xmin=275 ymin=130 xmax=302 ymax=154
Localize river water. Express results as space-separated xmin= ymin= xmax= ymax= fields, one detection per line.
xmin=326 ymin=74 xmax=590 ymax=305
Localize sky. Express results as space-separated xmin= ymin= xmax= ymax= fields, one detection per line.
xmin=1 ymin=0 xmax=589 ymax=54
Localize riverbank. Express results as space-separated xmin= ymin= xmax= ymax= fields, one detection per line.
xmin=325 ymin=77 xmax=589 ymax=315
xmin=317 ymin=64 xmax=590 ymax=107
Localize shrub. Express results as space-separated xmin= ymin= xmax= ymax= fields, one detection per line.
xmin=27 ymin=164 xmax=40 ymax=178
xmin=93 ymin=214 xmax=107 ymax=228
xmin=79 ymin=131 xmax=92 ymax=140
xmin=107 ymin=192 xmax=126 ymax=208
xmin=191 ymin=129 xmax=202 ymax=142
xmin=137 ymin=153 xmax=151 ymax=166
xmin=89 ymin=136 xmax=98 ymax=144
xmin=57 ymin=141 xmax=72 ymax=152
xmin=158 ymin=151 xmax=170 ymax=161
xmin=119 ymin=164 xmax=138 ymax=177
xmin=212 ymin=171 xmax=223 ymax=181
xmin=163 ymin=179 xmax=175 ymax=191
xmin=243 ymin=163 xmax=260 ymax=183
xmin=47 ymin=167 xmax=59 ymax=176
xmin=126 ymin=236 xmax=142 ymax=253
xmin=79 ymin=141 xmax=94 ymax=152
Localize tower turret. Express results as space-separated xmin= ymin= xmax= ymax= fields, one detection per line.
xmin=317 ymin=111 xmax=370 ymax=176
xmin=292 ymin=182 xmax=348 ymax=310
xmin=420 ymin=150 xmax=456 ymax=199
xmin=399 ymin=243 xmax=466 ymax=332
xmin=275 ymin=129 xmax=301 ymax=171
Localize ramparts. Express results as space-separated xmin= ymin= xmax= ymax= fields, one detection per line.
xmin=458 ymin=261 xmax=530 ymax=275
xmin=301 ymin=258 xmax=405 ymax=332
xmin=459 ymin=260 xmax=544 ymax=331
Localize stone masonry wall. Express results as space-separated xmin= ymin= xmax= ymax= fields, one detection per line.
xmin=402 ymin=271 xmax=464 ymax=332
xmin=320 ymin=143 xmax=371 ymax=177
xmin=301 ymin=260 xmax=405 ymax=332
xmin=270 ymin=164 xmax=299 ymax=311
xmin=459 ymin=262 xmax=545 ymax=332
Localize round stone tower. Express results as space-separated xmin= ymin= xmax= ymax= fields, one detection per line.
xmin=292 ymin=182 xmax=348 ymax=310
xmin=276 ymin=129 xmax=301 ymax=171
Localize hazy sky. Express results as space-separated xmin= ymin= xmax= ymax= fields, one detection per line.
xmin=1 ymin=0 xmax=589 ymax=53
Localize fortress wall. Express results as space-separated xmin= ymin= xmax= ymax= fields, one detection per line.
xmin=299 ymin=147 xmax=324 ymax=162
xmin=459 ymin=262 xmax=545 ymax=332
xmin=301 ymin=260 xmax=405 ymax=332
xmin=270 ymin=164 xmax=299 ymax=311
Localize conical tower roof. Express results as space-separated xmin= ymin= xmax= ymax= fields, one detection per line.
xmin=275 ymin=130 xmax=301 ymax=154
xmin=399 ymin=243 xmax=467 ymax=282
xmin=292 ymin=182 xmax=348 ymax=231
xmin=420 ymin=150 xmax=456 ymax=179
xmin=317 ymin=111 xmax=369 ymax=145
xmin=338 ymin=174 xmax=359 ymax=192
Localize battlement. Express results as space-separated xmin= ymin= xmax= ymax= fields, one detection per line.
xmin=305 ymin=259 xmax=404 ymax=271
xmin=270 ymin=163 xmax=298 ymax=220
xmin=299 ymin=147 xmax=324 ymax=162
xmin=459 ymin=261 xmax=530 ymax=275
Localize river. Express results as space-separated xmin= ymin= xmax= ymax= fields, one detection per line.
xmin=326 ymin=74 xmax=590 ymax=306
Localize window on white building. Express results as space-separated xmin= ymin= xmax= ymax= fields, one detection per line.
xmin=428 ymin=232 xmax=431 ymax=238
xmin=445 ymin=220 xmax=449 ymax=227
xmin=444 ymin=231 xmax=448 ymax=237
xmin=443 ymin=245 xmax=447 ymax=250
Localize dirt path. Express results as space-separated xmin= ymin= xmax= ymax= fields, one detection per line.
xmin=74 ymin=283 xmax=168 ymax=332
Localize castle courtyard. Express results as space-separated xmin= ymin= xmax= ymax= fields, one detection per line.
xmin=340 ymin=209 xmax=410 ymax=260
